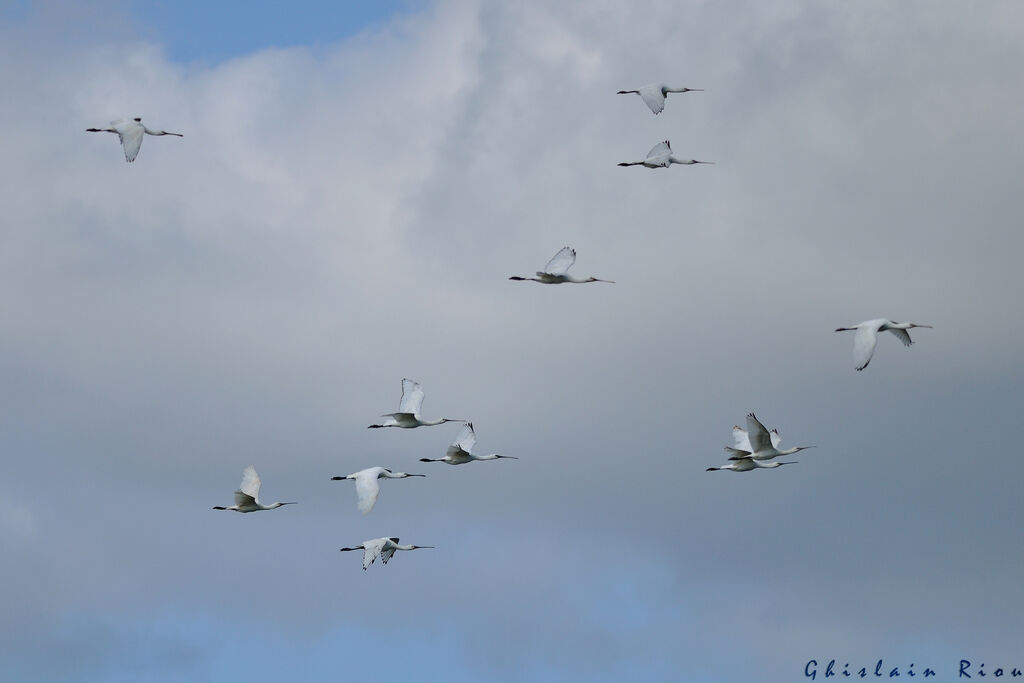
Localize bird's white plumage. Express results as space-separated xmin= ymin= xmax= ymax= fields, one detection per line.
xmin=618 ymin=84 xmax=702 ymax=114
xmin=398 ymin=378 xmax=425 ymax=415
xmin=423 ymin=422 xmax=515 ymax=465
xmin=646 ymin=140 xmax=672 ymax=158
xmin=543 ymin=247 xmax=577 ymax=276
xmin=86 ymin=117 xmax=181 ymax=163
xmin=340 ymin=537 xmax=432 ymax=570
xmin=510 ymin=247 xmax=613 ymax=284
xmin=707 ymin=455 xmax=793 ymax=472
xmin=214 ymin=466 xmax=294 ymax=512
xmin=617 ymin=140 xmax=713 ymax=168
xmin=334 ymin=466 xmax=423 ymax=514
xmin=639 ymin=86 xmax=668 ymax=114
xmin=725 ymin=414 xmax=813 ymax=462
xmin=239 ymin=465 xmax=261 ymax=501
xmin=361 ymin=538 xmax=387 ymax=570
xmin=370 ymin=378 xmax=461 ymax=428
xmin=886 ymin=327 xmax=914 ymax=347
xmin=354 ymin=474 xmax=381 ymax=515
xmin=837 ymin=318 xmax=932 ymax=371
xmin=117 ymin=122 xmax=145 ymax=162
xmin=233 ymin=489 xmax=257 ymax=508
xmin=380 ymin=542 xmax=399 ymax=565
xmin=852 ymin=324 xmax=881 ymax=372
xmin=450 ymin=422 xmax=477 ymax=455
xmin=732 ymin=425 xmax=782 ymax=452
xmin=744 ymin=413 xmax=773 ymax=454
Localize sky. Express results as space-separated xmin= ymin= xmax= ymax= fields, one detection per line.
xmin=1 ymin=0 xmax=1023 ymax=680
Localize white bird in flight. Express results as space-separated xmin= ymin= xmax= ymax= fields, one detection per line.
xmin=834 ymin=319 xmax=933 ymax=371
xmin=617 ymin=84 xmax=703 ymax=115
xmin=330 ymin=467 xmax=425 ymax=514
xmin=368 ymin=378 xmax=464 ymax=428
xmin=728 ymin=413 xmax=815 ymax=461
xmin=706 ymin=458 xmax=796 ymax=472
xmin=509 ymin=247 xmax=614 ymax=284
xmin=212 ymin=465 xmax=296 ymax=512
xmin=339 ymin=537 xmax=434 ymax=570
xmin=420 ymin=422 xmax=517 ymax=465
xmin=86 ymin=117 xmax=182 ymax=162
xmin=618 ymin=140 xmax=714 ymax=169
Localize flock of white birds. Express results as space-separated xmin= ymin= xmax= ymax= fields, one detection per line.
xmin=86 ymin=84 xmax=932 ymax=569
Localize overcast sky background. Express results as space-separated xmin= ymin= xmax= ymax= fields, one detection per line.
xmin=2 ymin=1 xmax=1023 ymax=680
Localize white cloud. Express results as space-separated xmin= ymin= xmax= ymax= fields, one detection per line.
xmin=1 ymin=0 xmax=1023 ymax=679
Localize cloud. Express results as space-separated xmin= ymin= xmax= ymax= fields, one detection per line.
xmin=1 ymin=0 xmax=1023 ymax=680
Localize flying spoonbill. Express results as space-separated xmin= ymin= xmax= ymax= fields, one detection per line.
xmin=834 ymin=319 xmax=933 ymax=371
xmin=509 ymin=247 xmax=614 ymax=284
xmin=706 ymin=457 xmax=796 ymax=472
xmin=617 ymin=84 xmax=703 ymax=115
xmin=728 ymin=413 xmax=815 ymax=461
xmin=86 ymin=117 xmax=182 ymax=162
xmin=420 ymin=422 xmax=517 ymax=465
xmin=618 ymin=140 xmax=714 ymax=169
xmin=339 ymin=537 xmax=433 ymax=570
xmin=368 ymin=378 xmax=464 ymax=428
xmin=212 ymin=466 xmax=296 ymax=512
xmin=330 ymin=467 xmax=425 ymax=514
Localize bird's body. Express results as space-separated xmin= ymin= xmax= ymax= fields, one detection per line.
xmin=834 ymin=319 xmax=933 ymax=371
xmin=509 ymin=246 xmax=614 ymax=284
xmin=706 ymin=457 xmax=795 ymax=472
xmin=618 ymin=140 xmax=713 ymax=169
xmin=368 ymin=378 xmax=463 ymax=428
xmin=213 ymin=465 xmax=296 ymax=512
xmin=339 ymin=537 xmax=433 ymax=570
xmin=617 ymin=84 xmax=702 ymax=115
xmin=86 ymin=117 xmax=182 ymax=162
xmin=420 ymin=422 xmax=517 ymax=465
xmin=331 ymin=467 xmax=425 ymax=514
xmin=728 ymin=413 xmax=814 ymax=461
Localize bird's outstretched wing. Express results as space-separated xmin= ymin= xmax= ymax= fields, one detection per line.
xmin=886 ymin=326 xmax=913 ymax=347
xmin=451 ymin=422 xmax=477 ymax=453
xmin=362 ymin=538 xmax=387 ymax=570
xmin=731 ymin=426 xmax=752 ymax=452
xmin=853 ymin=324 xmax=880 ymax=371
xmin=646 ymin=140 xmax=671 ymax=159
xmin=354 ymin=473 xmax=381 ymax=515
xmin=769 ymin=429 xmax=782 ymax=449
xmin=726 ymin=446 xmax=752 ymax=461
xmin=639 ymin=86 xmax=667 ymax=114
xmin=398 ymin=378 xmax=425 ymax=415
xmin=233 ymin=489 xmax=257 ymax=508
xmin=745 ymin=414 xmax=772 ymax=453
xmin=381 ymin=540 xmax=399 ymax=565
xmin=543 ymin=247 xmax=576 ymax=276
xmin=239 ymin=465 xmax=261 ymax=501
xmin=118 ymin=122 xmax=145 ymax=162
